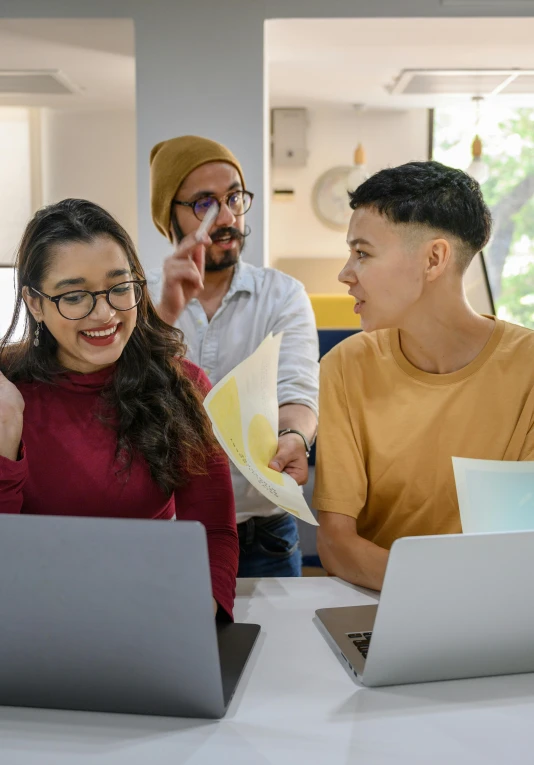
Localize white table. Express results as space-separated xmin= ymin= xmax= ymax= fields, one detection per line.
xmin=1 ymin=577 xmax=533 ymax=764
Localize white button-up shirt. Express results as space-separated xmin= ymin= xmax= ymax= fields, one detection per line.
xmin=148 ymin=260 xmax=319 ymax=522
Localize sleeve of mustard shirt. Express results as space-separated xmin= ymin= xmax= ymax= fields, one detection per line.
xmin=510 ymin=385 xmax=534 ymax=461
xmin=518 ymin=419 xmax=534 ymax=461
xmin=312 ymin=346 xmax=368 ymax=519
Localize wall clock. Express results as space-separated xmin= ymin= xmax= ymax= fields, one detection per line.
xmin=311 ymin=165 xmax=353 ymax=232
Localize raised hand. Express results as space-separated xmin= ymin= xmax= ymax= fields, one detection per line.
xmin=0 ymin=370 xmax=24 ymax=461
xmin=157 ymin=230 xmax=211 ymax=326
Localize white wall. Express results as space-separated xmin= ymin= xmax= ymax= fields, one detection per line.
xmin=0 ymin=0 xmax=531 ymax=272
xmin=270 ymin=108 xmax=429 ymax=262
xmin=41 ymin=109 xmax=137 ymax=242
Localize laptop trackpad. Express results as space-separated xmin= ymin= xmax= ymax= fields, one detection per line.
xmin=217 ymin=622 xmax=260 ymax=708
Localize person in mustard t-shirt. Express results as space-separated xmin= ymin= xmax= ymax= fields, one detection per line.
xmin=313 ymin=160 xmax=534 ymax=591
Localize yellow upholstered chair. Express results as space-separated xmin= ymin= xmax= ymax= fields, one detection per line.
xmin=308 ymin=294 xmax=361 ymax=330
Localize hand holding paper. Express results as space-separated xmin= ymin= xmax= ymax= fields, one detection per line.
xmin=269 ymin=430 xmax=309 ymax=485
xmin=203 ymin=333 xmax=318 ymax=526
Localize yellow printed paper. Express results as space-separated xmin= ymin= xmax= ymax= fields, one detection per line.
xmin=207 ymin=378 xmax=247 ymax=467
xmin=248 ymin=414 xmax=284 ymax=486
xmin=203 ymin=333 xmax=318 ymax=526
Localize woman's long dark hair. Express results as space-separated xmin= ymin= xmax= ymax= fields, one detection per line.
xmin=0 ymin=199 xmax=217 ymax=495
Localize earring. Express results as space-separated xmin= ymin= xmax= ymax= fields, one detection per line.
xmin=33 ymin=322 xmax=42 ymax=347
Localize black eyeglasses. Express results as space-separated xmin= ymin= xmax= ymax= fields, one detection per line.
xmin=30 ymin=280 xmax=146 ymax=320
xmin=173 ymin=190 xmax=254 ymax=221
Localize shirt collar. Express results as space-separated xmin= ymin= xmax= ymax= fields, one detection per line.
xmin=227 ymin=259 xmax=256 ymax=298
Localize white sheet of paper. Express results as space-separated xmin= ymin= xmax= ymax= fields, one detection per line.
xmin=453 ymin=457 xmax=534 ymax=534
xmin=203 ymin=332 xmax=318 ymax=526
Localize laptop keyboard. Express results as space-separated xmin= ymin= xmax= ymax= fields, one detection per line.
xmin=347 ymin=631 xmax=373 ymax=659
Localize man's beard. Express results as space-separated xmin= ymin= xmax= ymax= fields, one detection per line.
xmin=205 ymin=249 xmax=240 ymax=272
xmin=205 ymin=226 xmax=245 ymax=272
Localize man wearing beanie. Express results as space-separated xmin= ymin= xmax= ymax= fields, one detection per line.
xmin=148 ymin=135 xmax=319 ymax=578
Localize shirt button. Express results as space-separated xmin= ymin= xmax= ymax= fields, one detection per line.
xmin=197 ymin=319 xmax=203 ymax=325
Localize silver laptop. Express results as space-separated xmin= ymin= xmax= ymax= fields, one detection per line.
xmin=316 ymin=530 xmax=534 ymax=687
xmin=0 ymin=515 xmax=259 ymax=718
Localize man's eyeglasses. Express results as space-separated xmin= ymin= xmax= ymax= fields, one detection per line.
xmin=173 ymin=190 xmax=254 ymax=222
xmin=30 ymin=280 xmax=146 ymax=321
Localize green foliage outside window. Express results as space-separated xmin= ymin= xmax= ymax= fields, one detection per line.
xmin=434 ymin=107 xmax=534 ymax=328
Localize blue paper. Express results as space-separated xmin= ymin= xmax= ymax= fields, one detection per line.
xmin=453 ymin=457 xmax=534 ymax=534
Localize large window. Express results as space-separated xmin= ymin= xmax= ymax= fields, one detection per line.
xmin=0 ymin=107 xmax=33 ymax=341
xmin=0 ymin=268 xmax=24 ymax=341
xmin=433 ymin=105 xmax=534 ymax=328
xmin=0 ymin=107 xmax=32 ymax=265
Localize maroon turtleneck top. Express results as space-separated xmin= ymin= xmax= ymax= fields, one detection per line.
xmin=0 ymin=360 xmax=238 ymax=619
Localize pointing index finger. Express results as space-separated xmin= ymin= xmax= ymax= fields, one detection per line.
xmin=194 ymin=203 xmax=219 ymax=243
xmin=191 ymin=244 xmax=205 ymax=282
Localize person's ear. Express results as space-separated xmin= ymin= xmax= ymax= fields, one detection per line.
xmin=22 ymin=286 xmax=45 ymax=323
xmin=425 ymin=238 xmax=451 ymax=283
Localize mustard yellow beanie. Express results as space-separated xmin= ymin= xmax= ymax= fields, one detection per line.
xmin=149 ymin=135 xmax=245 ymax=240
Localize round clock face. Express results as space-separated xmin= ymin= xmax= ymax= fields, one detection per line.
xmin=311 ymin=166 xmax=353 ymax=232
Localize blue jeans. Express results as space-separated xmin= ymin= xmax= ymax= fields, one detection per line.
xmin=237 ymin=512 xmax=302 ymax=578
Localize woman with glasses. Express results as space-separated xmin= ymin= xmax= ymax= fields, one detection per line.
xmin=0 ymin=199 xmax=238 ymax=619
